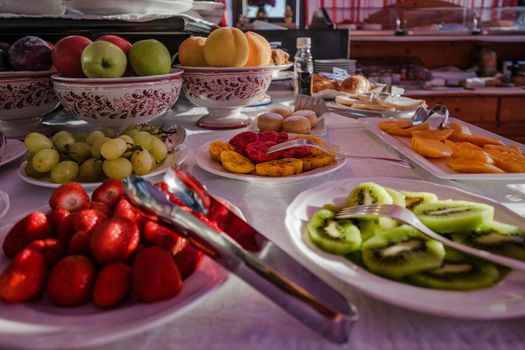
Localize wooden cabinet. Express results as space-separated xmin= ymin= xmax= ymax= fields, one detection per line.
xmin=422 ymin=96 xmax=498 ymax=123
xmin=499 ymin=97 xmax=525 ymax=122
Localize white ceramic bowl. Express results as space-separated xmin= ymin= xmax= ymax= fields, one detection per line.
xmin=180 ymin=64 xmax=291 ymax=129
xmin=0 ymin=0 xmax=65 ymax=15
xmin=0 ymin=70 xmax=59 ymax=138
xmin=52 ymin=70 xmax=183 ymax=128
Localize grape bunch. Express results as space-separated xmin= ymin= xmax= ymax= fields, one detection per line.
xmin=23 ymin=126 xmax=171 ymax=184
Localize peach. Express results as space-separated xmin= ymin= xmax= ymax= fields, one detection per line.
xmin=244 ymin=32 xmax=272 ymax=67
xmin=178 ymin=36 xmax=207 ymax=67
xmin=203 ymin=27 xmax=248 ymax=67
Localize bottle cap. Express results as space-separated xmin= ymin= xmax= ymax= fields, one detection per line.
xmin=296 ymin=37 xmax=311 ymax=48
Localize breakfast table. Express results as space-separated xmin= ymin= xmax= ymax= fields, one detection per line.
xmin=0 ymin=82 xmax=524 ymax=350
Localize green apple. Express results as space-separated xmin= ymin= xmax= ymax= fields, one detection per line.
xmin=81 ymin=41 xmax=127 ymax=78
xmin=129 ymin=39 xmax=171 ymax=76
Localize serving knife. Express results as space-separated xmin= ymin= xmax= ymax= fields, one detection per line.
xmin=122 ymin=169 xmax=358 ymax=343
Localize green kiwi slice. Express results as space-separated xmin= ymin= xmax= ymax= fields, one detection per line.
xmin=384 ymin=187 xmax=406 ymax=207
xmin=361 ymin=225 xmax=445 ymax=280
xmin=344 ymin=182 xmax=393 ymax=207
xmin=400 ymin=191 xmax=438 ymax=210
xmin=406 ymin=248 xmax=501 ymax=291
xmin=413 ymin=200 xmax=494 ymax=234
xmin=307 ymin=209 xmax=362 ymax=255
xmin=452 ymin=221 xmax=525 ymax=261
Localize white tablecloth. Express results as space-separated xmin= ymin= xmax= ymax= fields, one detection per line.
xmin=1 ymin=86 xmax=525 ymax=350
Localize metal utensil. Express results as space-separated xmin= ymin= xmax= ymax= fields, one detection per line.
xmin=123 ymin=172 xmax=358 ymax=343
xmin=335 ymin=204 xmax=525 ymax=271
xmin=266 ymin=138 xmax=411 ymax=168
xmin=411 ymin=104 xmax=450 ymax=129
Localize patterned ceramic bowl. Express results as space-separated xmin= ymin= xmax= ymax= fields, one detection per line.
xmin=0 ymin=70 xmax=59 ymax=138
xmin=180 ymin=64 xmax=291 ymax=129
xmin=52 ymin=70 xmax=183 ymax=128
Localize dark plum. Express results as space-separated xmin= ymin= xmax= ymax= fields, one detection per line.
xmin=8 ymin=36 xmax=52 ymax=71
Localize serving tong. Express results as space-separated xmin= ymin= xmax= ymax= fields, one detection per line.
xmin=412 ymin=104 xmax=450 ymax=129
xmin=123 ymin=169 xmax=358 ymax=343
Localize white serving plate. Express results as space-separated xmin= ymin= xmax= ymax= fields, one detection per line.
xmin=363 ymin=117 xmax=525 ymax=180
xmin=19 ymin=146 xmax=188 ymax=189
xmin=65 ymin=0 xmax=193 ymax=15
xmin=194 ymin=140 xmax=346 ymax=184
xmin=285 ymin=177 xmax=525 ymax=320
xmin=0 ymin=139 xmax=26 ymax=167
xmin=326 ymin=101 xmax=417 ymax=119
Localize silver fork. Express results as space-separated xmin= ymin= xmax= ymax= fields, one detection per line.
xmin=335 ymin=204 xmax=525 ymax=271
xmin=266 ymin=138 xmax=411 ymax=168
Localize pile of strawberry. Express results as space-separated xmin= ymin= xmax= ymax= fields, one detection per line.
xmin=230 ymin=131 xmax=311 ymax=163
xmin=0 ymin=180 xmax=205 ymax=308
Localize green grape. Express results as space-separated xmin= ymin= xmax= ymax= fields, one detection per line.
xmin=50 ymin=161 xmax=79 ymax=184
xmin=102 ymin=157 xmax=133 ymax=180
xmin=78 ymin=158 xmax=103 ymax=182
xmin=100 ymin=138 xmax=127 ymax=160
xmin=121 ymin=128 xmax=140 ymax=139
xmin=86 ymin=130 xmax=106 ymax=145
xmin=118 ymin=134 xmax=134 ymax=145
xmin=75 ymin=132 xmax=88 ymax=142
xmin=101 ymin=127 xmax=117 ymax=138
xmin=69 ymin=142 xmax=92 ymax=162
xmin=131 ymin=149 xmax=154 ymax=176
xmin=91 ymin=136 xmax=111 ymax=159
xmin=149 ymin=136 xmax=168 ymax=162
xmin=52 ymin=131 xmax=75 ymax=153
xmin=32 ymin=148 xmax=59 ymax=173
xmin=132 ymin=131 xmax=153 ymax=151
xmin=24 ymin=132 xmax=53 ymax=154
xmin=24 ymin=159 xmax=46 ymax=179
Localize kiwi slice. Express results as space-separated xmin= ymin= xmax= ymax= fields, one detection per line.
xmin=452 ymin=221 xmax=525 ymax=261
xmin=413 ymin=200 xmax=494 ymax=234
xmin=400 ymin=191 xmax=438 ymax=210
xmin=357 ymin=220 xmax=380 ymax=241
xmin=406 ymin=248 xmax=501 ymax=291
xmin=307 ymin=209 xmax=362 ymax=255
xmin=344 ymin=182 xmax=393 ymax=207
xmin=385 ymin=187 xmax=406 ymax=207
xmin=362 ymin=225 xmax=445 ymax=280
xmin=321 ymin=203 xmax=342 ymax=213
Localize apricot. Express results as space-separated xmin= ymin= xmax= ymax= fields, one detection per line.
xmin=204 ymin=27 xmax=249 ymax=67
xmin=447 ymin=158 xmax=505 ymax=174
xmin=244 ymin=32 xmax=272 ymax=67
xmin=411 ymin=136 xmax=452 ymax=158
xmin=444 ymin=140 xmax=493 ymax=163
xmin=178 ymin=36 xmax=207 ymax=67
xmin=449 ymin=132 xmax=504 ymax=147
xmin=410 ymin=128 xmax=454 ymax=141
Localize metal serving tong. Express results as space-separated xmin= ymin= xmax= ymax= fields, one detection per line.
xmin=123 ymin=169 xmax=358 ymax=343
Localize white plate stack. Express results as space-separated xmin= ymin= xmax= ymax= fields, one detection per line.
xmin=314 ymin=59 xmax=357 ymax=75
xmin=65 ymin=0 xmax=193 ymax=15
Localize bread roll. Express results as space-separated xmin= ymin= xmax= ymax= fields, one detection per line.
xmin=282 ymin=115 xmax=311 ymax=134
xmin=312 ymin=79 xmax=336 ymax=93
xmin=340 ymin=75 xmax=370 ymax=95
xmin=257 ymin=112 xmax=284 ymax=131
xmin=270 ymin=107 xmax=293 ymax=118
xmin=271 ymin=49 xmax=290 ymax=65
xmin=292 ymin=110 xmax=318 ymax=128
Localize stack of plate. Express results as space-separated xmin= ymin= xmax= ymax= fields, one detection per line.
xmin=66 ymin=0 xmax=193 ymax=15
xmin=314 ymin=59 xmax=357 ymax=75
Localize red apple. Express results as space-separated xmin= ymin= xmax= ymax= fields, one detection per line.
xmin=96 ymin=35 xmax=132 ymax=56
xmin=52 ymin=35 xmax=92 ymax=77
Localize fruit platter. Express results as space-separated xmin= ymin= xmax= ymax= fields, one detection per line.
xmin=0 ymin=180 xmax=229 ymax=348
xmin=194 ymin=131 xmax=346 ymax=183
xmin=364 ymin=117 xmax=525 ymax=180
xmin=285 ymin=177 xmax=525 ymax=319
xmin=18 ymin=124 xmax=187 ymax=188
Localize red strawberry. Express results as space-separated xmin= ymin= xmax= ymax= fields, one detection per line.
xmin=46 ymin=209 xmax=70 ymax=232
xmin=156 ymin=233 xmax=187 ymax=256
xmin=68 ymin=230 xmax=91 ymax=255
xmin=3 ymin=211 xmax=52 ymax=259
xmin=281 ymin=145 xmax=311 ymax=158
xmin=72 ymin=209 xmax=107 ymax=233
xmin=90 ymin=201 xmax=111 ymax=217
xmin=55 ymin=214 xmax=76 ymax=243
xmin=173 ymin=243 xmax=204 ymax=280
xmin=245 ymin=141 xmax=282 ymax=163
xmin=113 ymin=198 xmax=142 ymax=223
xmin=143 ymin=220 xmax=180 ymax=245
xmin=132 ymin=247 xmax=182 ymax=303
xmin=26 ymin=238 xmax=65 ymax=267
xmin=93 ymin=262 xmax=131 ymax=309
xmin=49 ymin=182 xmax=90 ymax=212
xmin=229 ymin=131 xmax=259 ymax=155
xmin=89 ymin=217 xmax=140 ymax=265
xmin=0 ymin=249 xmax=47 ymax=303
xmin=46 ymin=255 xmax=96 ymax=307
xmin=92 ymin=180 xmax=124 ymax=208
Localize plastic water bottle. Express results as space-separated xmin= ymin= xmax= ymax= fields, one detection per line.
xmin=294 ymin=37 xmax=313 ymax=96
